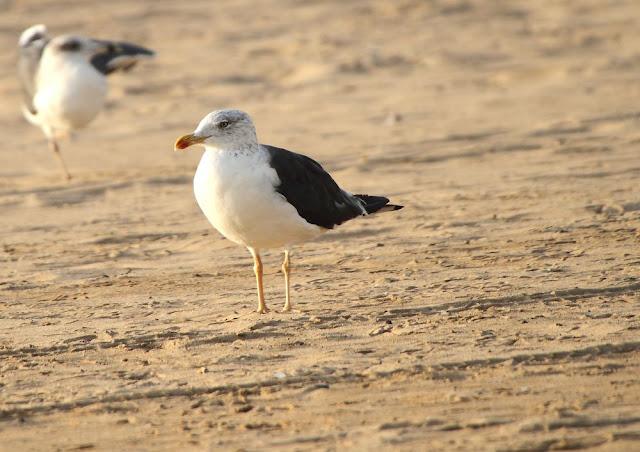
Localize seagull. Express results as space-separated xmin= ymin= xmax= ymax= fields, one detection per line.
xmin=18 ymin=24 xmax=155 ymax=180
xmin=174 ymin=109 xmax=403 ymax=314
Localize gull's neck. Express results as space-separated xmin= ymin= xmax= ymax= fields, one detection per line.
xmin=204 ymin=140 xmax=261 ymax=156
xmin=39 ymin=51 xmax=101 ymax=84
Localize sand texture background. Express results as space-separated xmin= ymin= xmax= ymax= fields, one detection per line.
xmin=1 ymin=0 xmax=640 ymax=450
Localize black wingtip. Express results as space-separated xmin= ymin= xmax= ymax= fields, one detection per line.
xmin=376 ymin=204 xmax=403 ymax=213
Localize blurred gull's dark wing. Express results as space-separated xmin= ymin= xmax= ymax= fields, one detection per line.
xmin=90 ymin=40 xmax=155 ymax=75
xmin=18 ymin=24 xmax=49 ymax=114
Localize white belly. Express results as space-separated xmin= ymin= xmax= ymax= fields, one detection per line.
xmin=193 ymin=148 xmax=324 ymax=250
xmin=34 ymin=61 xmax=107 ymax=134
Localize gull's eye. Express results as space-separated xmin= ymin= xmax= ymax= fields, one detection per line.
xmin=59 ymin=39 xmax=82 ymax=52
xmin=218 ymin=121 xmax=230 ymax=129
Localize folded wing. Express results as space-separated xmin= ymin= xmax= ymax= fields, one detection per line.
xmin=90 ymin=40 xmax=155 ymax=75
xmin=264 ymin=145 xmax=400 ymax=229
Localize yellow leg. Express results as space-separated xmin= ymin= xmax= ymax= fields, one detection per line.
xmin=49 ymin=139 xmax=71 ymax=182
xmin=249 ymin=248 xmax=268 ymax=314
xmin=282 ymin=250 xmax=292 ymax=312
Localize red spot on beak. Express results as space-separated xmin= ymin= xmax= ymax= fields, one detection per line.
xmin=174 ymin=134 xmax=199 ymax=151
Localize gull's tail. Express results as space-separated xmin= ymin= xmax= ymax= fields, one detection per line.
xmin=19 ymin=24 xmax=48 ymax=48
xmin=18 ymin=24 xmax=49 ymax=127
xmin=355 ymin=194 xmax=404 ymax=214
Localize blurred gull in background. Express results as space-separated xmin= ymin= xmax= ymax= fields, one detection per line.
xmin=18 ymin=24 xmax=155 ymax=180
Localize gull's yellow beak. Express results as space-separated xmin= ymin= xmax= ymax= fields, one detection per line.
xmin=174 ymin=133 xmax=206 ymax=151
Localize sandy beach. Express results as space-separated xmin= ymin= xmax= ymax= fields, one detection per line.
xmin=1 ymin=0 xmax=639 ymax=450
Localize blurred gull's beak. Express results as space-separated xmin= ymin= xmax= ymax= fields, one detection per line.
xmin=174 ymin=133 xmax=206 ymax=151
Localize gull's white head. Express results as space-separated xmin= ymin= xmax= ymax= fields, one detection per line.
xmin=174 ymin=109 xmax=258 ymax=151
xmin=46 ymin=34 xmax=111 ymax=62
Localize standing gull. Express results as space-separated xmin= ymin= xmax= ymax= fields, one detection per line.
xmin=175 ymin=109 xmax=403 ymax=313
xmin=18 ymin=24 xmax=155 ymax=180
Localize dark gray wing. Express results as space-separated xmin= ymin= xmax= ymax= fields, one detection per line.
xmin=264 ymin=145 xmax=390 ymax=229
xmin=90 ymin=40 xmax=154 ymax=75
xmin=18 ymin=25 xmax=49 ymax=114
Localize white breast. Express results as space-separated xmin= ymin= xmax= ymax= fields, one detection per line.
xmin=34 ymin=53 xmax=107 ymax=134
xmin=193 ymin=147 xmax=324 ymax=250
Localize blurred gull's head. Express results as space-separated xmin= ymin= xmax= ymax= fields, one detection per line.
xmin=47 ymin=35 xmax=111 ymax=61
